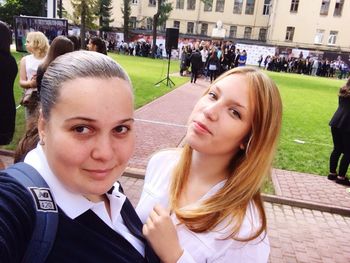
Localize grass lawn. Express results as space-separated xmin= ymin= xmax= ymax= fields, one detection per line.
xmin=267 ymin=71 xmax=345 ymax=176
xmin=3 ymin=52 xmax=346 ymax=180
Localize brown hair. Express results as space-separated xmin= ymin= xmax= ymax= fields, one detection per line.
xmin=169 ymin=67 xmax=283 ymax=241
xmin=339 ymin=78 xmax=350 ymax=97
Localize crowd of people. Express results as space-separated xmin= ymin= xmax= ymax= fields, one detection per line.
xmin=179 ymin=41 xmax=248 ymax=83
xmin=263 ymin=54 xmax=350 ymax=79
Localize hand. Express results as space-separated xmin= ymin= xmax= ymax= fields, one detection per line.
xmin=143 ymin=204 xmax=183 ymax=263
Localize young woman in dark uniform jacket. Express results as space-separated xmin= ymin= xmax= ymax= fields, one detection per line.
xmin=0 ymin=51 xmax=159 ymax=263
xmin=328 ymin=78 xmax=350 ymax=186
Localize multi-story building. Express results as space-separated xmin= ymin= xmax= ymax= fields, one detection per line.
xmin=62 ymin=0 xmax=350 ymax=54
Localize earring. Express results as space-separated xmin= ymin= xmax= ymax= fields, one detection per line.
xmin=39 ymin=139 xmax=45 ymax=145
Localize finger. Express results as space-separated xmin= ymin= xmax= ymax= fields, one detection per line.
xmin=153 ymin=204 xmax=170 ymax=216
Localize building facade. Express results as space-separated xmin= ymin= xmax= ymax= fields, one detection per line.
xmin=62 ymin=0 xmax=350 ymax=53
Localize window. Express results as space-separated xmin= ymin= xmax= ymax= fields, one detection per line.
xmin=216 ymin=0 xmax=225 ymax=12
xmin=201 ymin=23 xmax=208 ymax=35
xmin=244 ymin=27 xmax=252 ymax=39
xmin=245 ymin=0 xmax=255 ymax=15
xmin=263 ymin=0 xmax=271 ymax=15
xmin=334 ymin=0 xmax=344 ymax=16
xmin=187 ymin=0 xmax=196 ymax=10
xmin=149 ymin=0 xmax=156 ymax=6
xmin=129 ymin=17 xmax=137 ymax=29
xmin=176 ymin=0 xmax=184 ymax=9
xmin=146 ymin=17 xmax=153 ymax=30
xmin=258 ymin=28 xmax=267 ymax=41
xmin=229 ymin=26 xmax=237 ymax=38
xmin=187 ymin=22 xmax=194 ymax=34
xmin=320 ymin=0 xmax=330 ymax=15
xmin=131 ymin=0 xmax=138 ymax=4
xmin=285 ymin=26 xmax=295 ymax=41
xmin=233 ymin=0 xmax=243 ymax=14
xmin=290 ymin=0 xmax=299 ymax=12
xmin=204 ymin=0 xmax=213 ymax=11
xmin=158 ymin=22 xmax=166 ymax=31
xmin=314 ymin=29 xmax=324 ymax=44
xmin=328 ymin=31 xmax=338 ymax=45
xmin=173 ymin=21 xmax=180 ymax=28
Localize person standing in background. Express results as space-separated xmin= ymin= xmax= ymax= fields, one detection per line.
xmin=0 ymin=21 xmax=18 ymax=169
xmin=19 ymin=31 xmax=49 ymax=122
xmin=328 ymin=78 xmax=350 ymax=186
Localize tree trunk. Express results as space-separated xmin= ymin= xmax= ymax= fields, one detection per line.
xmin=80 ymin=0 xmax=87 ymax=49
xmin=151 ymin=0 xmax=162 ymax=58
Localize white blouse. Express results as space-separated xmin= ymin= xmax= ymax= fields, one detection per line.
xmin=136 ymin=150 xmax=270 ymax=263
xmin=24 ymin=144 xmax=145 ymax=256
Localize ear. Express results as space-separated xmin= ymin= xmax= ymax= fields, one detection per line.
xmin=37 ymin=109 xmax=47 ymax=143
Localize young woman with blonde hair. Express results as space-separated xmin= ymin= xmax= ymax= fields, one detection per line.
xmin=136 ymin=66 xmax=283 ymax=262
xmin=19 ymin=31 xmax=49 ymax=120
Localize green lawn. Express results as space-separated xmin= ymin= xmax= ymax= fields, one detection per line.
xmin=267 ymin=71 xmax=345 ymax=176
xmin=3 ymin=52 xmax=346 ymax=179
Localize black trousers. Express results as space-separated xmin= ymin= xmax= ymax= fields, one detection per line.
xmin=329 ymin=127 xmax=350 ymax=177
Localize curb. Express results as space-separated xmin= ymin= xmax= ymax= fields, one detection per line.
xmin=124 ymin=166 xmax=350 ymax=217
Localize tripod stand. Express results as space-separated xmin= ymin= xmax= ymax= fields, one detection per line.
xmin=154 ymin=50 xmax=175 ymax=88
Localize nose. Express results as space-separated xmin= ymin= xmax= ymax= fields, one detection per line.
xmin=91 ymin=135 xmax=115 ymax=162
xmin=203 ymin=103 xmax=219 ymax=121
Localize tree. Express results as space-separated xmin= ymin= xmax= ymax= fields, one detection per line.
xmin=97 ymin=0 xmax=114 ymax=35
xmin=70 ymin=0 xmax=98 ymax=49
xmin=0 ymin=0 xmax=44 ymax=26
xmin=121 ymin=0 xmax=131 ymax=42
xmin=152 ymin=0 xmax=172 ymax=58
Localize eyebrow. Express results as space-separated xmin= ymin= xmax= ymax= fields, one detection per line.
xmin=65 ymin=117 xmax=135 ymax=124
xmin=211 ymin=85 xmax=248 ymax=109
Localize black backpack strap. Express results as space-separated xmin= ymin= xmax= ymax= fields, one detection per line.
xmin=5 ymin=162 xmax=58 ymax=263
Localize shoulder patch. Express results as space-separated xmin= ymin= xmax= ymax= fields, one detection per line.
xmin=28 ymin=187 xmax=58 ymax=212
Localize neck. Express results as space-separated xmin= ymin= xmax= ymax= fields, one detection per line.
xmin=189 ymin=150 xmax=231 ymax=184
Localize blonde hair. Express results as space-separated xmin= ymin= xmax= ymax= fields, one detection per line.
xmin=169 ymin=67 xmax=282 ymax=241
xmin=26 ymin=31 xmax=49 ymax=58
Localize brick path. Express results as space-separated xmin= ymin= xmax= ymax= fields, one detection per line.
xmin=2 ymin=76 xmax=350 ymax=262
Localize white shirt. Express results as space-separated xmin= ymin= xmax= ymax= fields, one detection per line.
xmin=136 ymin=150 xmax=270 ymax=263
xmin=24 ymin=54 xmax=44 ymax=94
xmin=24 ymin=144 xmax=145 ymax=256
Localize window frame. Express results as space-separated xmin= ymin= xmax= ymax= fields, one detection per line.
xmin=328 ymin=31 xmax=338 ymax=45
xmin=201 ymin=23 xmax=208 ymax=35
xmin=333 ymin=0 xmax=344 ymax=16
xmin=216 ymin=0 xmax=225 ymax=12
xmin=263 ymin=0 xmax=271 ymax=15
xmin=233 ymin=0 xmax=243 ymax=14
xmin=320 ymin=0 xmax=330 ymax=15
xmin=187 ymin=22 xmax=194 ymax=34
xmin=176 ymin=0 xmax=184 ymax=9
xmin=187 ymin=0 xmax=196 ymax=10
xmin=244 ymin=26 xmax=252 ymax=39
xmin=245 ymin=0 xmax=255 ymax=15
xmin=285 ymin=26 xmax=295 ymax=41
xmin=290 ymin=0 xmax=299 ymax=13
xmin=229 ymin=25 xmax=237 ymax=38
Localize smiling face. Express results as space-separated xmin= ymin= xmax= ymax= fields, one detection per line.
xmin=186 ymin=74 xmax=253 ymax=160
xmin=38 ymin=77 xmax=135 ymax=202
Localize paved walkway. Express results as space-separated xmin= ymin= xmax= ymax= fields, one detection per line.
xmin=1 ymin=76 xmax=350 ymax=262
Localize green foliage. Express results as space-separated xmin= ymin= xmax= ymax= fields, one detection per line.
xmin=121 ymin=0 xmax=131 ymax=41
xmin=70 ymin=0 xmax=98 ymax=29
xmin=0 ymin=0 xmax=44 ymax=26
xmin=97 ymin=0 xmax=114 ymax=31
xmin=158 ymin=1 xmax=173 ymax=26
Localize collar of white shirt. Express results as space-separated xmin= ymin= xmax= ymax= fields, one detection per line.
xmin=24 ymin=144 xmax=126 ymax=221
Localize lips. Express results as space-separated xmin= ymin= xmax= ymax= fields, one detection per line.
xmin=83 ymin=168 xmax=113 ymax=180
xmin=193 ymin=121 xmax=212 ymax=134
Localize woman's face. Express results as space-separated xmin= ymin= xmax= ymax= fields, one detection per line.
xmin=25 ymin=38 xmax=33 ymax=53
xmin=87 ymin=40 xmax=96 ymax=51
xmin=39 ymin=77 xmax=135 ymax=201
xmin=186 ymin=74 xmax=253 ymax=159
